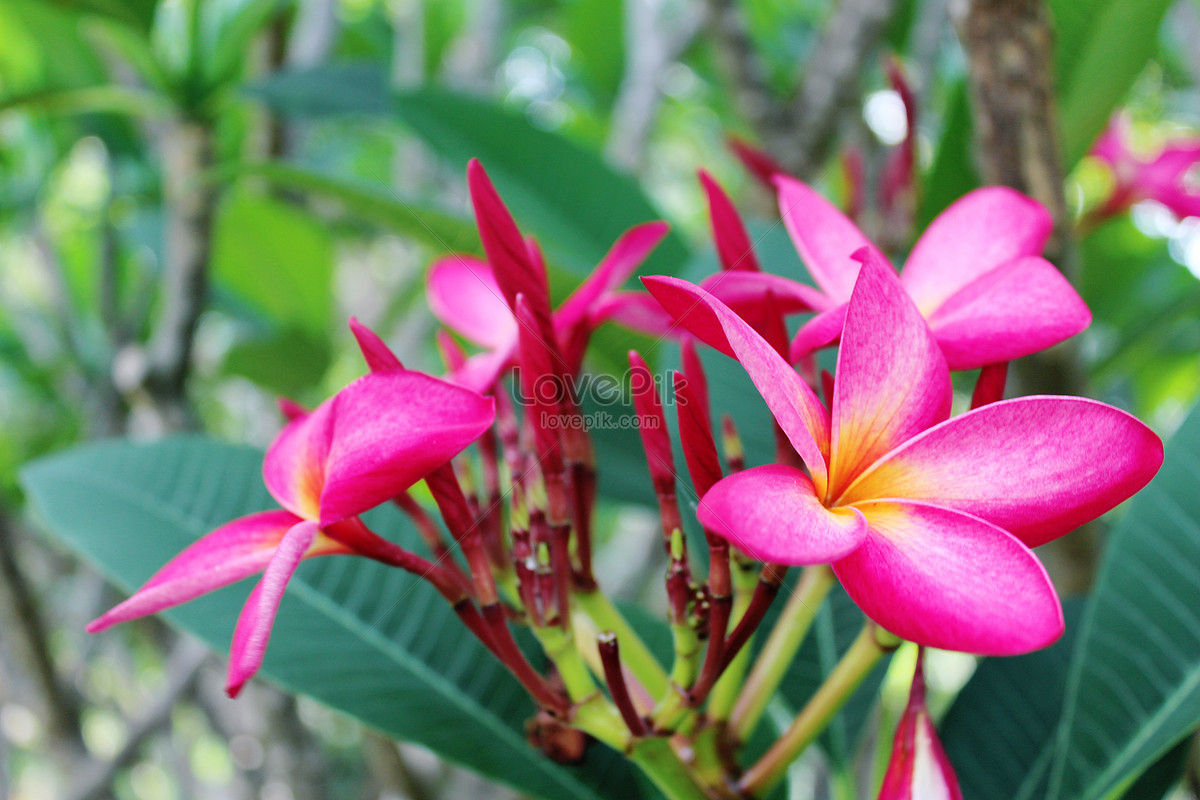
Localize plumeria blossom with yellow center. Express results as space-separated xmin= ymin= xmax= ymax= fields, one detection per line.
xmin=88 ymin=369 xmax=494 ymax=695
xmin=643 ymin=252 xmax=1162 ymax=655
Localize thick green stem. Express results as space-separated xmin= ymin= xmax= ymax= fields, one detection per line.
xmin=728 ymin=565 xmax=835 ymax=742
xmin=575 ymin=589 xmax=669 ymax=698
xmin=737 ymin=623 xmax=899 ymax=798
xmin=629 ymin=738 xmax=713 ymax=800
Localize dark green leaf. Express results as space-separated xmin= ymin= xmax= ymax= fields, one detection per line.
xmin=1047 ymin=401 xmax=1200 ymax=800
xmin=223 ymin=327 xmax=332 ymax=397
xmin=215 ymin=162 xmax=482 ymax=254
xmin=212 ymin=192 xmax=334 ymax=334
xmin=940 ymin=599 xmax=1086 ymax=800
xmin=919 ymin=82 xmax=978 ymax=227
xmin=20 ymin=438 xmax=647 ymax=800
xmin=1050 ymin=0 xmax=1174 ymax=166
xmin=247 ymin=67 xmax=692 ymax=285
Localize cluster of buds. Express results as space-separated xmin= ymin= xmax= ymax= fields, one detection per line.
xmin=90 ymin=151 xmax=1163 ymax=799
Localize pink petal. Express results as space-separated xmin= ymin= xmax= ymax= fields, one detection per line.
xmin=318 ymin=371 xmax=496 ymax=526
xmin=1090 ymin=117 xmax=1129 ymax=166
xmin=927 ymin=256 xmax=1092 ymax=370
xmin=789 ymin=304 xmax=847 ymax=362
xmin=674 ymin=370 xmax=722 ymax=498
xmin=829 ymin=251 xmax=950 ymax=499
xmin=348 ymin=317 xmax=403 ymax=372
xmin=264 ymin=399 xmax=336 ymax=518
xmin=900 ymin=187 xmax=1052 ymax=314
xmin=775 ymin=174 xmax=882 ymax=303
xmin=835 ymin=501 xmax=1063 ymax=655
xmin=276 ymin=397 xmax=308 ymax=422
xmin=466 ymin=160 xmax=555 ymax=330
xmin=629 ymin=350 xmax=675 ymax=492
xmin=642 ymin=275 xmax=831 ymax=493
xmin=588 ymin=291 xmax=679 ymax=337
xmin=699 ymin=271 xmax=829 ymax=318
xmin=226 ymin=519 xmax=318 ymax=696
xmin=426 ymin=256 xmax=518 ymax=349
xmin=699 ymin=169 xmax=760 ymax=272
xmin=555 ymin=221 xmax=671 ymax=335
xmin=87 ymin=510 xmax=332 ymax=633
xmin=728 ymin=136 xmax=789 ymax=190
xmin=447 ymin=345 xmax=515 ymax=394
xmin=698 ymin=465 xmax=866 ymax=565
xmin=840 ymin=396 xmax=1163 ymax=547
xmin=1140 ymin=142 xmax=1200 ymax=189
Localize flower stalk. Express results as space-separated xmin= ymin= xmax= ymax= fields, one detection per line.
xmin=738 ymin=622 xmax=901 ymax=797
xmin=728 ymin=564 xmax=836 ymax=742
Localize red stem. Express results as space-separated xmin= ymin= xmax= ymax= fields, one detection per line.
xmin=598 ymin=633 xmax=648 ymax=737
xmin=689 ymin=536 xmax=731 ymax=704
xmin=483 ymin=603 xmax=569 ymax=715
xmin=719 ymin=564 xmax=786 ymax=672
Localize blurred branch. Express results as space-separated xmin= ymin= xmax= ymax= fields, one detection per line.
xmin=956 ymin=0 xmax=1070 ymax=261
xmin=441 ymin=0 xmax=506 ymax=92
xmin=364 ymin=733 xmax=433 ymax=800
xmin=63 ymin=639 xmax=210 ymax=800
xmin=606 ymin=0 xmax=706 ymax=172
xmin=955 ymin=0 xmax=1095 ymax=593
xmin=710 ymin=0 xmax=900 ymax=178
xmin=0 ymin=507 xmax=85 ymax=759
xmin=139 ymin=118 xmax=218 ymax=432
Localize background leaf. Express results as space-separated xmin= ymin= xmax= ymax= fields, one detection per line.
xmin=247 ymin=66 xmax=692 ymax=286
xmin=212 ymin=191 xmax=334 ymax=335
xmin=20 ymin=437 xmax=648 ymax=800
xmin=1047 ymin=400 xmax=1200 ymax=800
xmin=1049 ymin=0 xmax=1174 ymax=166
xmin=940 ymin=599 xmax=1086 ymax=800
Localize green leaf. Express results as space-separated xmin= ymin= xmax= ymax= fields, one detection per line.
xmin=940 ymin=599 xmax=1086 ymax=800
xmin=216 ymin=162 xmax=482 ymax=255
xmin=223 ymin=327 xmax=332 ymax=397
xmin=20 ymin=437 xmax=648 ymax=800
xmin=246 ymin=66 xmax=692 ymax=285
xmin=212 ymin=191 xmax=334 ymax=334
xmin=919 ymin=81 xmax=978 ymax=227
xmin=1050 ymin=0 xmax=1174 ymax=166
xmin=1047 ymin=401 xmax=1200 ymax=800
xmin=21 ymin=0 xmax=157 ymax=34
xmin=389 ymin=87 xmax=691 ymax=280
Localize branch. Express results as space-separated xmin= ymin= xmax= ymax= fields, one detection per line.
xmin=141 ymin=118 xmax=218 ymax=432
xmin=956 ymin=0 xmax=1069 ymax=262
xmin=64 ymin=639 xmax=209 ymax=800
xmin=606 ymin=0 xmax=706 ymax=171
xmin=711 ymin=0 xmax=900 ymax=178
xmin=0 ymin=507 xmax=85 ymax=758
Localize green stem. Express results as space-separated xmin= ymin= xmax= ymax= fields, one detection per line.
xmin=706 ymin=554 xmax=760 ymax=721
xmin=737 ymin=623 xmax=899 ymax=798
xmin=574 ymin=589 xmax=669 ymax=698
xmin=629 ymin=738 xmax=713 ymax=800
xmin=728 ymin=565 xmax=835 ymax=742
xmin=536 ymin=624 xmax=631 ymax=751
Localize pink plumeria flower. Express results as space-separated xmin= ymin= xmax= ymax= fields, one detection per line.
xmin=878 ymin=650 xmax=962 ymax=800
xmin=89 ymin=369 xmax=494 ymax=695
xmin=735 ymin=177 xmax=1092 ymax=371
xmin=643 ymin=253 xmax=1161 ymax=654
xmin=427 ymin=161 xmax=670 ymax=391
xmin=1090 ymin=115 xmax=1200 ymax=222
